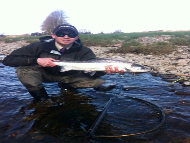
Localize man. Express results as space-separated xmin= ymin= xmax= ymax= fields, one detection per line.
xmin=3 ymin=24 xmax=119 ymax=103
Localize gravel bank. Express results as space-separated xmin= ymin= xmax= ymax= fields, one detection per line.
xmin=0 ymin=41 xmax=190 ymax=76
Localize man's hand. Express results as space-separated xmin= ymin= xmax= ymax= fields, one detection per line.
xmin=37 ymin=58 xmax=59 ymax=67
xmin=105 ymin=66 xmax=124 ymax=74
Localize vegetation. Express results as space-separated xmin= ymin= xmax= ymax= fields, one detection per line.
xmin=0 ymin=36 xmax=40 ymax=43
xmin=1 ymin=31 xmax=190 ymax=55
xmin=109 ymin=41 xmax=178 ymax=55
xmin=41 ymin=10 xmax=68 ymax=34
xmin=169 ymin=37 xmax=190 ymax=46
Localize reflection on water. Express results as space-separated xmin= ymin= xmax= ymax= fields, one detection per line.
xmin=0 ymin=63 xmax=190 ymax=143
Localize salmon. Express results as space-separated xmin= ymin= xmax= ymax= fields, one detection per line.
xmin=53 ymin=59 xmax=150 ymax=73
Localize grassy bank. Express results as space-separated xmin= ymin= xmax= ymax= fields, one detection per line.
xmin=1 ymin=31 xmax=190 ymax=55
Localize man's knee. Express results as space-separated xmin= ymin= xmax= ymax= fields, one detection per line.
xmin=16 ymin=66 xmax=40 ymax=78
xmin=92 ymin=78 xmax=105 ymax=87
xmin=71 ymin=78 xmax=105 ymax=88
xmin=16 ymin=66 xmax=43 ymax=91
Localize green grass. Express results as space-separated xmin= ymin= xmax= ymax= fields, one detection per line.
xmin=169 ymin=37 xmax=190 ymax=46
xmin=1 ymin=31 xmax=190 ymax=55
xmin=0 ymin=36 xmax=41 ymax=43
xmin=109 ymin=41 xmax=177 ymax=55
xmin=80 ymin=33 xmax=127 ymax=46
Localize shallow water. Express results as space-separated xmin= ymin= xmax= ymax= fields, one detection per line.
xmin=0 ymin=62 xmax=190 ymax=143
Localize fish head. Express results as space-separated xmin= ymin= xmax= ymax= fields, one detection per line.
xmin=127 ymin=63 xmax=151 ymax=73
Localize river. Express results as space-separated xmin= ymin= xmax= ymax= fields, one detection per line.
xmin=0 ymin=62 xmax=190 ymax=143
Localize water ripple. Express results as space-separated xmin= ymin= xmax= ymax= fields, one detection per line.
xmin=0 ymin=63 xmax=190 ymax=143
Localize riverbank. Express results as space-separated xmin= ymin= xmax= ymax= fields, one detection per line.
xmin=0 ymin=41 xmax=190 ymax=76
xmin=90 ymin=45 xmax=190 ymax=76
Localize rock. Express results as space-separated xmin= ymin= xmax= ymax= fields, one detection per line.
xmin=177 ymin=59 xmax=189 ymax=66
xmin=0 ymin=41 xmax=28 ymax=56
xmin=122 ymin=85 xmax=138 ymax=91
xmin=175 ymin=91 xmax=190 ymax=95
xmin=0 ymin=55 xmax=6 ymax=61
xmin=94 ymin=83 xmax=116 ymax=91
xmin=182 ymin=81 xmax=190 ymax=86
xmin=1 ymin=39 xmax=190 ymax=76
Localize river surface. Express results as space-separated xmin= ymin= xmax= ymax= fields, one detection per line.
xmin=0 ymin=62 xmax=190 ymax=143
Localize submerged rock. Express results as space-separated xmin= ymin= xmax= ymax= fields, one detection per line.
xmin=122 ymin=85 xmax=138 ymax=91
xmin=94 ymin=83 xmax=116 ymax=91
xmin=182 ymin=81 xmax=190 ymax=86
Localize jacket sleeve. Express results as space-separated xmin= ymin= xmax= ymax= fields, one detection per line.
xmin=80 ymin=48 xmax=96 ymax=61
xmin=2 ymin=42 xmax=41 ymax=67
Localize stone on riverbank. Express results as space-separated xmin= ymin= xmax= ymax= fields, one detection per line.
xmin=0 ymin=41 xmax=190 ymax=76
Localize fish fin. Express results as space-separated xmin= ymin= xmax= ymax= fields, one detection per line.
xmin=60 ymin=67 xmax=70 ymax=72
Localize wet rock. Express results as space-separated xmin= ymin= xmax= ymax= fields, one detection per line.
xmin=179 ymin=100 xmax=190 ymax=105
xmin=168 ymin=87 xmax=175 ymax=92
xmin=175 ymin=91 xmax=190 ymax=96
xmin=94 ymin=83 xmax=116 ymax=91
xmin=0 ymin=55 xmax=6 ymax=61
xmin=182 ymin=81 xmax=190 ymax=86
xmin=184 ymin=138 xmax=190 ymax=143
xmin=122 ymin=85 xmax=138 ymax=91
xmin=163 ymin=108 xmax=175 ymax=115
xmin=162 ymin=78 xmax=179 ymax=83
xmin=159 ymin=74 xmax=178 ymax=82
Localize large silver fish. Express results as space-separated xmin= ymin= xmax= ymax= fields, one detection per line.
xmin=53 ymin=59 xmax=150 ymax=73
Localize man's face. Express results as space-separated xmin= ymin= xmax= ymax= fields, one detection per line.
xmin=51 ymin=30 xmax=79 ymax=46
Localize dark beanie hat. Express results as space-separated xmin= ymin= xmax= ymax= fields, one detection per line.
xmin=53 ymin=24 xmax=79 ymax=35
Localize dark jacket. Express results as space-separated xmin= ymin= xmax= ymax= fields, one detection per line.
xmin=3 ymin=36 xmax=105 ymax=77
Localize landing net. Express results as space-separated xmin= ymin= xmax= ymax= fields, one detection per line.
xmin=87 ymin=93 xmax=165 ymax=140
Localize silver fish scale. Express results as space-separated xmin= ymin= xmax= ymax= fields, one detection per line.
xmin=59 ymin=59 xmax=127 ymax=63
xmin=53 ymin=59 xmax=150 ymax=73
